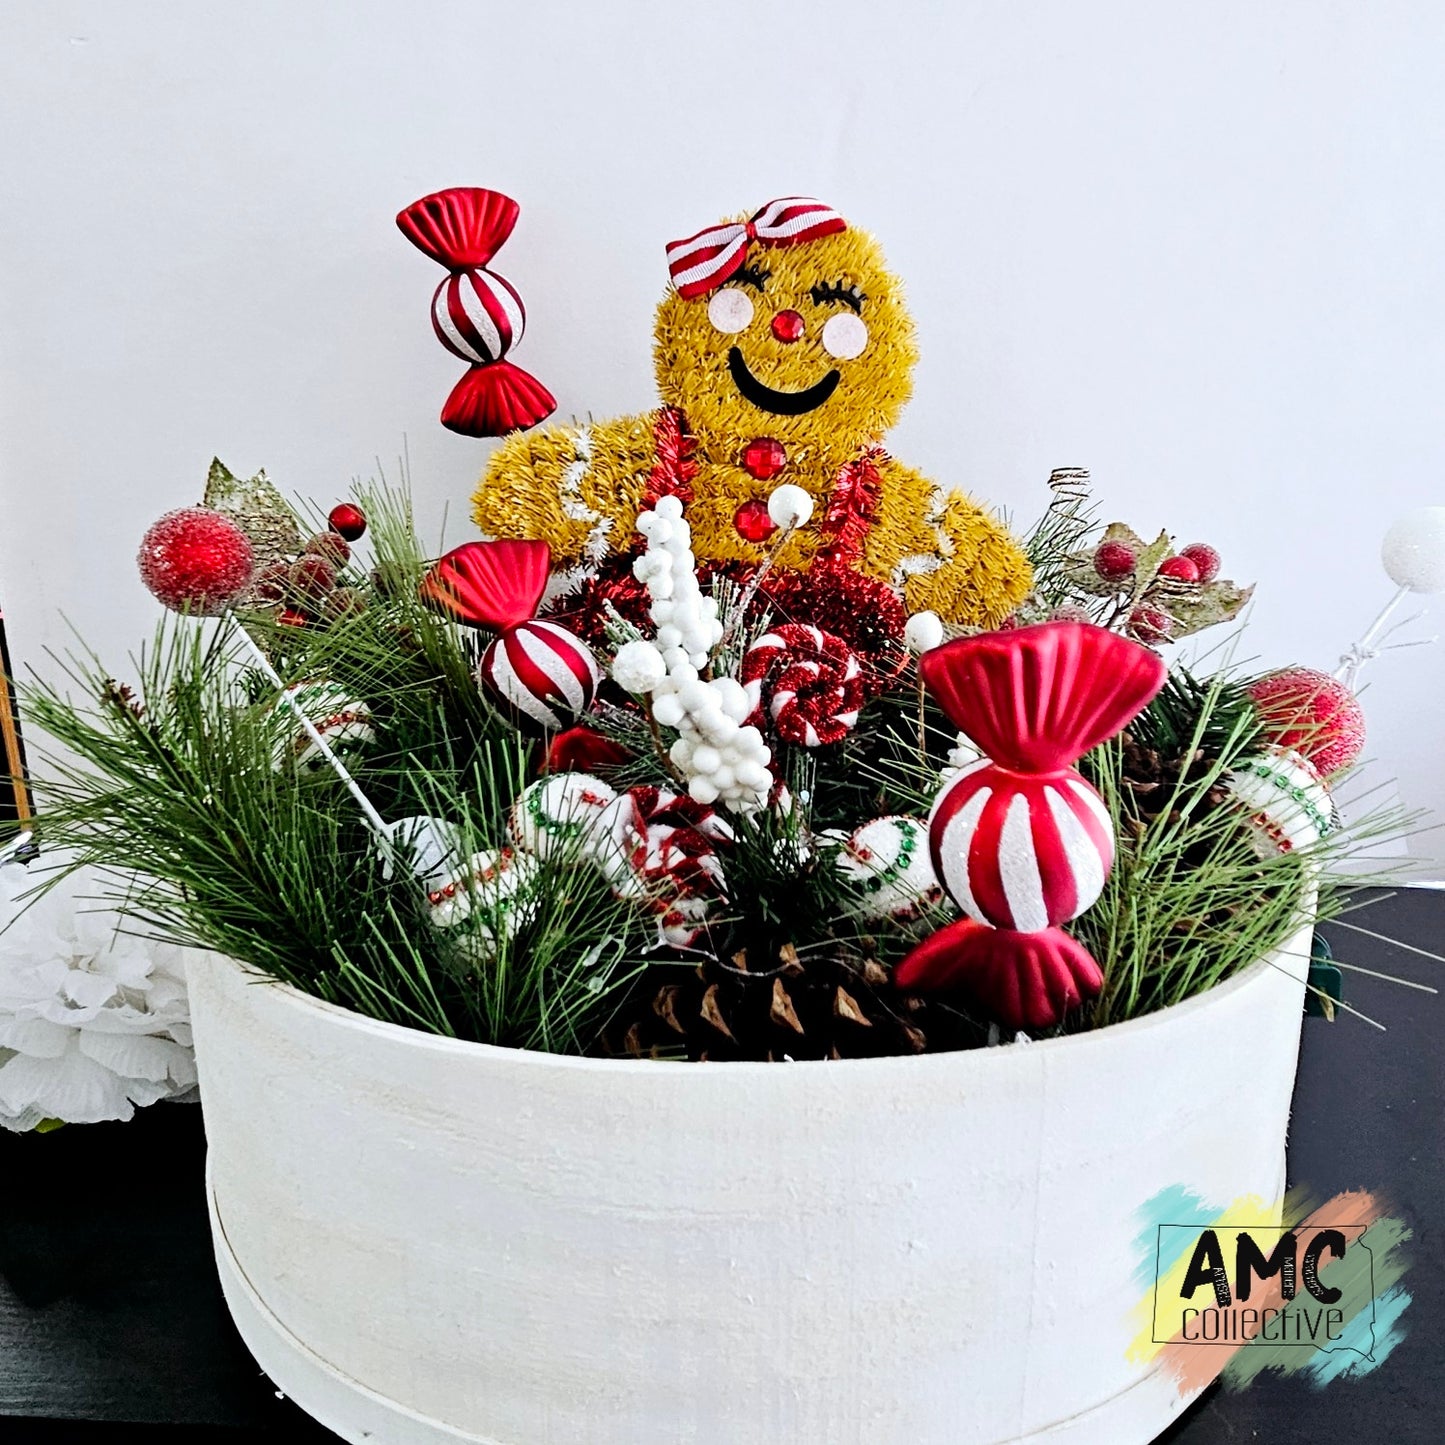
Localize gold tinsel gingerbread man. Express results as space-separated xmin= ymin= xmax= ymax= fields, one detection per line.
xmin=474 ymin=196 xmax=1030 ymax=626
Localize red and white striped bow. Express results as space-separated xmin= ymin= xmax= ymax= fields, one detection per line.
xmin=665 ymin=197 xmax=847 ymax=300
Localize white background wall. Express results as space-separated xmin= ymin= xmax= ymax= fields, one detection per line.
xmin=1 ymin=2 xmax=1441 ymax=859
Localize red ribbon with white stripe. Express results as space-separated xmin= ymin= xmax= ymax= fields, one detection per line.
xmin=397 ymin=188 xmax=557 ymax=438
xmin=896 ymin=622 xmax=1167 ymax=1030
xmin=665 ymin=197 xmax=847 ymax=300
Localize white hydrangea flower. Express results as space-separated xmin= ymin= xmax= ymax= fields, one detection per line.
xmin=0 ymin=858 xmax=196 ymax=1132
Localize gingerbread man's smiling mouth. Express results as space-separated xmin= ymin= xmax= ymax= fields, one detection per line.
xmin=727 ymin=347 xmax=841 ymax=416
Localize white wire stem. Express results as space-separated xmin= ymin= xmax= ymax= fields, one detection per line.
xmin=1335 ymin=583 xmax=1412 ymax=688
xmin=721 ymin=520 xmax=799 ymax=646
xmin=228 ymin=619 xmax=396 ymax=858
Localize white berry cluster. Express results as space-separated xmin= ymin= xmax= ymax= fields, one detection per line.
xmin=632 ymin=496 xmax=722 ymax=668
xmin=610 ymin=497 xmax=774 ymax=812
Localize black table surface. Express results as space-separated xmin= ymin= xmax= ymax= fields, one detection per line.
xmin=3 ymin=889 xmax=1442 ymax=1444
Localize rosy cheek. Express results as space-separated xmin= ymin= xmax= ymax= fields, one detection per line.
xmin=821 ymin=312 xmax=868 ymax=360
xmin=707 ymin=288 xmax=754 ymax=334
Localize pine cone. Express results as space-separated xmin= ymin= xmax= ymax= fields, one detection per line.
xmin=1119 ymin=731 xmax=1230 ymax=840
xmin=601 ymin=943 xmax=981 ymax=1062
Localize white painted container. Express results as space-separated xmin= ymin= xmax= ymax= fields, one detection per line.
xmin=189 ymin=919 xmax=1312 ymax=1445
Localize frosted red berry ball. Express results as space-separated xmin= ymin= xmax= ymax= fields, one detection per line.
xmin=1128 ymin=606 xmax=1173 ymax=643
xmin=287 ymin=555 xmax=337 ymax=603
xmin=137 ymin=507 xmax=254 ymax=615
xmin=1180 ymin=543 xmax=1221 ymax=584
xmin=249 ymin=560 xmax=290 ymax=606
xmin=1157 ymin=555 xmax=1200 ymax=583
xmin=327 ymin=503 xmax=367 ymax=541
xmin=305 ymin=530 xmax=351 ymax=566
xmin=1247 ymin=667 xmax=1366 ymax=777
xmin=1093 ymin=540 xmax=1138 ymax=581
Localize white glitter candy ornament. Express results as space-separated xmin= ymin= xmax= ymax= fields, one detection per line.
xmin=1224 ymin=745 xmax=1339 ymax=856
xmin=509 ymin=774 xmax=618 ymax=862
xmin=270 ymin=680 xmax=375 ymax=772
xmin=426 ymin=848 xmax=540 ymax=961
xmin=831 ymin=816 xmax=942 ymax=921
xmin=377 ymin=815 xmax=466 ymax=886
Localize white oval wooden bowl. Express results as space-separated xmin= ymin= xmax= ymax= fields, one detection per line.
xmin=189 ymin=919 xmax=1313 ymax=1445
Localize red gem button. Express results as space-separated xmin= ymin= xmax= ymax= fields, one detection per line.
xmin=740 ymin=436 xmax=787 ymax=481
xmin=771 ymin=309 xmax=805 ymax=342
xmin=734 ymin=500 xmax=778 ymax=544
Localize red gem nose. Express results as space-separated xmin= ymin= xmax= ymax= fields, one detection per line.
xmin=740 ymin=437 xmax=787 ymax=481
xmin=771 ymin=309 xmax=805 ymax=342
xmin=734 ymin=500 xmax=778 ymax=544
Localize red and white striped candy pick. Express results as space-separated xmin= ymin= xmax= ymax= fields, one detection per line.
xmin=740 ymin=623 xmax=864 ymax=747
xmin=397 ymin=187 xmax=556 ymax=437
xmin=421 ymin=539 xmax=600 ymax=732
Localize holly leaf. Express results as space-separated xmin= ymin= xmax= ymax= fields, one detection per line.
xmin=1099 ymin=521 xmax=1149 ymax=552
xmin=1132 ymin=530 xmax=1175 ymax=586
xmin=1158 ymin=580 xmax=1255 ymax=638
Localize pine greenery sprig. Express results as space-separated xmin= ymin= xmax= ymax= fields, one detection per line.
xmin=5 ymin=480 xmax=1424 ymax=1058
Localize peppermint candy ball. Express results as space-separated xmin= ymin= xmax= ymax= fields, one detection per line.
xmin=741 ymin=623 xmax=865 ymax=747
xmin=1225 ymin=746 xmax=1339 ymax=857
xmin=430 ymin=267 xmax=525 ymax=365
xmin=479 ymin=620 xmax=601 ymax=731
xmin=833 ymin=816 xmax=942 ymax=921
xmin=138 ymin=507 xmax=255 ymax=615
xmin=928 ymin=760 xmax=1115 ymax=931
xmin=426 ymin=847 xmax=539 ymax=961
xmin=270 ymin=680 xmax=375 ymax=772
xmin=657 ymin=894 xmax=715 ymax=949
xmin=509 ymin=774 xmax=617 ymax=862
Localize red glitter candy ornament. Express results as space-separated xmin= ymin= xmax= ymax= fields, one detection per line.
xmin=897 ymin=622 xmax=1167 ymax=1031
xmin=137 ymin=507 xmax=254 ymax=615
xmin=1247 ymin=667 xmax=1366 ymax=777
xmin=397 ymin=187 xmax=556 ymax=437
xmin=327 ymin=503 xmax=367 ymax=541
xmin=740 ymin=437 xmax=787 ymax=481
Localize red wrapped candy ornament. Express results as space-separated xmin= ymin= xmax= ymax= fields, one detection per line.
xmin=422 ymin=539 xmax=599 ymax=731
xmin=397 ymin=187 xmax=557 ymax=437
xmin=896 ymin=621 xmax=1167 ymax=1031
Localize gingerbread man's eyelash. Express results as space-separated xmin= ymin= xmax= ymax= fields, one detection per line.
xmin=732 ymin=264 xmax=771 ymax=291
xmin=809 ymin=279 xmax=865 ymax=313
